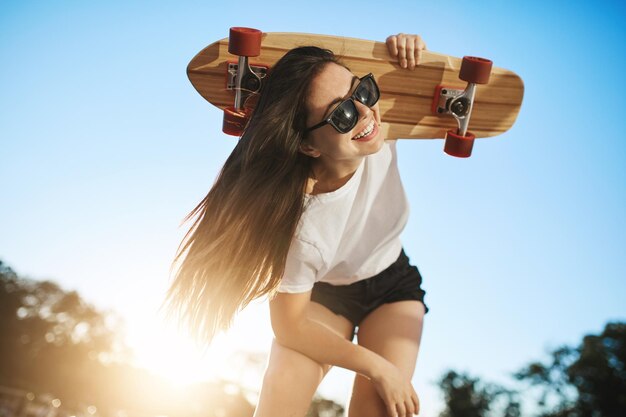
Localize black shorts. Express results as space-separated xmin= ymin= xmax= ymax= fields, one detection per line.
xmin=310 ymin=248 xmax=429 ymax=339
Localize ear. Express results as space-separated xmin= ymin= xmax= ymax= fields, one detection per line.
xmin=299 ymin=141 xmax=321 ymax=158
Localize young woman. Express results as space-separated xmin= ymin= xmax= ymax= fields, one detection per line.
xmin=163 ymin=33 xmax=429 ymax=417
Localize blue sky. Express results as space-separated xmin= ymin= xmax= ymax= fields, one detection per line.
xmin=1 ymin=0 xmax=625 ymax=415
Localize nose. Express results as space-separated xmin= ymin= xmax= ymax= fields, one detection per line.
xmin=354 ymin=100 xmax=372 ymax=121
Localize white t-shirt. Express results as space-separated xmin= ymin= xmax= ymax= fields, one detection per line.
xmin=278 ymin=140 xmax=410 ymax=293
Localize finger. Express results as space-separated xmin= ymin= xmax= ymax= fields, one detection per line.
xmin=406 ymin=398 xmax=416 ymax=416
xmin=396 ymin=402 xmax=407 ymax=417
xmin=412 ymin=395 xmax=420 ymax=414
xmin=397 ymin=34 xmax=407 ymax=68
xmin=411 ymin=385 xmax=420 ymax=414
xmin=406 ymin=37 xmax=416 ymax=70
xmin=403 ymin=392 xmax=415 ymax=416
xmin=386 ymin=401 xmax=397 ymax=417
xmin=416 ymin=35 xmax=426 ymax=65
xmin=418 ymin=35 xmax=427 ymax=51
xmin=412 ymin=388 xmax=420 ymax=415
xmin=386 ymin=35 xmax=398 ymax=57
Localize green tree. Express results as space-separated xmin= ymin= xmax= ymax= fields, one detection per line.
xmin=514 ymin=322 xmax=626 ymax=417
xmin=0 ymin=259 xmax=131 ymax=411
xmin=437 ymin=370 xmax=520 ymax=417
xmin=0 ymin=260 xmax=350 ymax=417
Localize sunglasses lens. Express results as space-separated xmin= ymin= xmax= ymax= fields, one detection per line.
xmin=310 ymin=75 xmax=379 ymax=134
xmin=331 ymin=100 xmax=358 ymax=133
xmin=355 ymin=77 xmax=379 ymax=107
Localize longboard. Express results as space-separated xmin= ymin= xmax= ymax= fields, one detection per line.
xmin=187 ymin=28 xmax=524 ymax=157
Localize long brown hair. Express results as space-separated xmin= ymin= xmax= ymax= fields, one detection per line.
xmin=161 ymin=46 xmax=344 ymax=349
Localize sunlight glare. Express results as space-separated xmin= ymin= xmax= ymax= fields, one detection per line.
xmin=120 ymin=298 xmax=272 ymax=392
xmin=128 ymin=321 xmax=236 ymax=387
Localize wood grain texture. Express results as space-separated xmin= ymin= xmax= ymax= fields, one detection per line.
xmin=187 ymin=32 xmax=524 ymax=140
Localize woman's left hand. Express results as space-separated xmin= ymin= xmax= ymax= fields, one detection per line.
xmin=386 ymin=33 xmax=427 ymax=70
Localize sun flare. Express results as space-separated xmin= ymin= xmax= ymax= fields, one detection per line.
xmin=123 ymin=301 xmax=272 ymax=389
xmin=128 ymin=323 xmax=238 ymax=387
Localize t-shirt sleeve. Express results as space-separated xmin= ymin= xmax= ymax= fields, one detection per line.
xmin=277 ymin=238 xmax=324 ymax=293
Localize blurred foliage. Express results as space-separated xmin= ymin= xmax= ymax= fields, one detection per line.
xmin=0 ymin=260 xmax=257 ymax=416
xmin=3 ymin=259 xmax=624 ymax=417
xmin=0 ymin=259 xmax=347 ymax=417
xmin=438 ymin=322 xmax=625 ymax=417
xmin=437 ymin=370 xmax=520 ymax=417
xmin=306 ymin=395 xmax=344 ymax=417
xmin=513 ymin=322 xmax=626 ymax=417
xmin=0 ymin=260 xmax=130 ymax=401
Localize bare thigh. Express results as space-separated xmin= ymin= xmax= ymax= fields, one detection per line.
xmin=253 ymin=300 xmax=355 ymax=417
xmin=347 ymin=300 xmax=426 ymax=417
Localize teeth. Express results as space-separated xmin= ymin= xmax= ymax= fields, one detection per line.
xmin=353 ymin=121 xmax=375 ymax=139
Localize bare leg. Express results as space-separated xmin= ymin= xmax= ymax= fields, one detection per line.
xmin=253 ymin=301 xmax=355 ymax=417
xmin=347 ymin=301 xmax=426 ymax=417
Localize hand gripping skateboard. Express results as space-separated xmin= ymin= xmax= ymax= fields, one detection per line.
xmin=187 ymin=27 xmax=524 ymax=158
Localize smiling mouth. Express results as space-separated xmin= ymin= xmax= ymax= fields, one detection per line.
xmin=352 ymin=120 xmax=376 ymax=140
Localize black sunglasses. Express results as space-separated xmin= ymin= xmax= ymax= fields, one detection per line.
xmin=304 ymin=73 xmax=380 ymax=134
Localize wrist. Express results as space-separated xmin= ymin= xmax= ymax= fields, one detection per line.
xmin=361 ymin=350 xmax=391 ymax=381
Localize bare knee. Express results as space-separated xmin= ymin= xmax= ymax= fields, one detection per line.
xmin=260 ymin=339 xmax=331 ymax=395
xmin=347 ymin=375 xmax=387 ymax=417
xmin=261 ymin=365 xmax=323 ymax=394
xmin=255 ymin=340 xmax=332 ymax=417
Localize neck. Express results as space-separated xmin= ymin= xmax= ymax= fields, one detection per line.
xmin=307 ymin=157 xmax=363 ymax=194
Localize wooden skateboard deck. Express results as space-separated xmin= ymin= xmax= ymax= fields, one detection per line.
xmin=187 ymin=31 xmax=524 ymax=142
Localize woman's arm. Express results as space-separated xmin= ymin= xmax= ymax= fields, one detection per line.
xmin=270 ymin=291 xmax=379 ymax=376
xmin=270 ymin=291 xmax=419 ymax=417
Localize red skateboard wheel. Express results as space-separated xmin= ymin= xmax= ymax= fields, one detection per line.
xmin=228 ymin=27 xmax=262 ymax=57
xmin=444 ymin=130 xmax=475 ymax=158
xmin=223 ymin=107 xmax=248 ymax=136
xmin=459 ymin=56 xmax=493 ymax=84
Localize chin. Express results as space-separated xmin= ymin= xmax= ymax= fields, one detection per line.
xmin=365 ymin=131 xmax=385 ymax=153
